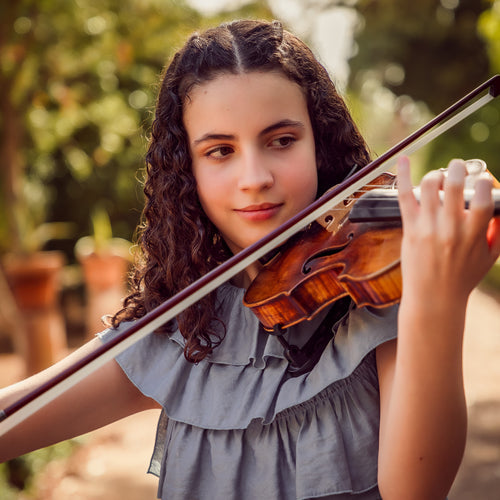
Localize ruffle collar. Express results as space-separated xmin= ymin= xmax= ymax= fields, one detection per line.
xmin=167 ymin=283 xmax=333 ymax=368
xmin=99 ymin=283 xmax=398 ymax=429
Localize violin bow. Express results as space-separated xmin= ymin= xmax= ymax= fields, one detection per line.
xmin=1 ymin=74 xmax=499 ymax=436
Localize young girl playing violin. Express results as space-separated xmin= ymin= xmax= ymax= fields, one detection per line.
xmin=1 ymin=19 xmax=500 ymax=500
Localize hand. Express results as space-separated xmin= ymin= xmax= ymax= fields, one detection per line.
xmin=397 ymin=156 xmax=500 ymax=306
xmin=378 ymin=155 xmax=500 ymax=499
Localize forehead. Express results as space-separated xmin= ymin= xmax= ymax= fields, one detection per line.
xmin=183 ymin=71 xmax=309 ymax=136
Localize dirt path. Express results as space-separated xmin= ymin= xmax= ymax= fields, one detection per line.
xmin=29 ymin=411 xmax=160 ymax=500
xmin=3 ymin=286 xmax=500 ymax=499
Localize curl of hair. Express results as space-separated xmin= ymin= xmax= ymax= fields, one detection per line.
xmin=111 ymin=19 xmax=370 ymax=363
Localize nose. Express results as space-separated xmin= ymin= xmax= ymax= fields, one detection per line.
xmin=237 ymin=150 xmax=274 ymax=191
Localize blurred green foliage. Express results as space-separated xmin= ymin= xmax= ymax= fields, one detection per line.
xmin=349 ymin=0 xmax=500 ymax=180
xmin=0 ymin=438 xmax=81 ymax=498
xmin=0 ymin=0 xmax=272 ymax=256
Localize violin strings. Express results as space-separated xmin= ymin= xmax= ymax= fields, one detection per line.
xmin=318 ymin=183 xmax=399 ymax=214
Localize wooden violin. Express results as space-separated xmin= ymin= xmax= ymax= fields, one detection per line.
xmin=244 ymin=160 xmax=500 ymax=331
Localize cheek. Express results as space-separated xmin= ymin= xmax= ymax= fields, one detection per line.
xmin=195 ymin=172 xmax=222 ymax=217
xmin=304 ymin=175 xmax=319 ymax=205
xmin=291 ymin=153 xmax=318 ymax=202
xmin=282 ymin=170 xmax=317 ymax=212
xmin=299 ymin=140 xmax=319 ymax=196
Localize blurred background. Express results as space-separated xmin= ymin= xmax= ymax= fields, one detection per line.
xmin=0 ymin=0 xmax=499 ymax=498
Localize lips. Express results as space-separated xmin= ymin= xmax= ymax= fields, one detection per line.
xmin=235 ymin=202 xmax=283 ymax=221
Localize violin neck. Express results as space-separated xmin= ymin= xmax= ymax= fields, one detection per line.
xmin=349 ymin=188 xmax=500 ymax=223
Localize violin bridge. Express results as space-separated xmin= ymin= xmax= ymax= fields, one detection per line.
xmin=316 ymin=209 xmax=336 ymax=231
xmin=316 ymin=199 xmax=357 ymax=233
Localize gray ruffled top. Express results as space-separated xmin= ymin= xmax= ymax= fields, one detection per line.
xmin=99 ymin=283 xmax=398 ymax=500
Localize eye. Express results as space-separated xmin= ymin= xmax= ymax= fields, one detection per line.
xmin=205 ymin=145 xmax=234 ymax=159
xmin=270 ymin=135 xmax=296 ymax=149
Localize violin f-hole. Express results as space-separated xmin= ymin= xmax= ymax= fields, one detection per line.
xmin=302 ymin=233 xmax=354 ymax=274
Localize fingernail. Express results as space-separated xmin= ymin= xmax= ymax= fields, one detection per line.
xmin=446 ymin=159 xmax=466 ymax=183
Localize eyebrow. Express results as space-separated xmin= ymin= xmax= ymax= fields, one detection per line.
xmin=192 ymin=119 xmax=305 ymax=146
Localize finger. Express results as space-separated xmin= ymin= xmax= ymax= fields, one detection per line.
xmin=397 ymin=156 xmax=418 ymax=222
xmin=468 ymin=174 xmax=495 ymax=239
xmin=442 ymin=159 xmax=466 ymax=219
xmin=417 ymin=169 xmax=444 ymax=223
xmin=470 ymin=174 xmax=494 ymax=210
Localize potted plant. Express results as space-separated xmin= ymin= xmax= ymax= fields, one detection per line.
xmin=75 ymin=207 xmax=133 ymax=339
xmin=1 ymin=215 xmax=74 ymax=375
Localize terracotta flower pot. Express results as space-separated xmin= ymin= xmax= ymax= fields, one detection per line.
xmin=79 ymin=253 xmax=129 ymax=293
xmin=2 ymin=251 xmax=68 ymax=375
xmin=76 ymin=242 xmax=131 ymax=339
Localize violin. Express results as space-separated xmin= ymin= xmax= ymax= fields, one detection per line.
xmin=1 ymin=75 xmax=499 ymax=434
xmin=244 ymin=161 xmax=500 ymax=331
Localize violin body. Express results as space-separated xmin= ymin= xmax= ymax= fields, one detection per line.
xmin=244 ymin=172 xmax=402 ymax=331
xmin=244 ymin=160 xmax=500 ymax=331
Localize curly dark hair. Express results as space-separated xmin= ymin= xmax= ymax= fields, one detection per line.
xmin=111 ymin=19 xmax=370 ymax=363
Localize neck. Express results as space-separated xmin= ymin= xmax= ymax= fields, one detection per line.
xmin=231 ymin=261 xmax=262 ymax=289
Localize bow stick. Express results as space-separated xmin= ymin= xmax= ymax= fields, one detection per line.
xmin=1 ymin=74 xmax=499 ymax=436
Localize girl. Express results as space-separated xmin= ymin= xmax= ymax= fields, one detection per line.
xmin=1 ymin=19 xmax=500 ymax=500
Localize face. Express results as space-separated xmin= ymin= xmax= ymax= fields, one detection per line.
xmin=184 ymin=71 xmax=318 ymax=262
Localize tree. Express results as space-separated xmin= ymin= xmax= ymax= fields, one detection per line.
xmin=479 ymin=0 xmax=500 ymax=72
xmin=0 ymin=0 xmax=272 ymax=256
xmin=348 ymin=0 xmax=499 ymax=178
